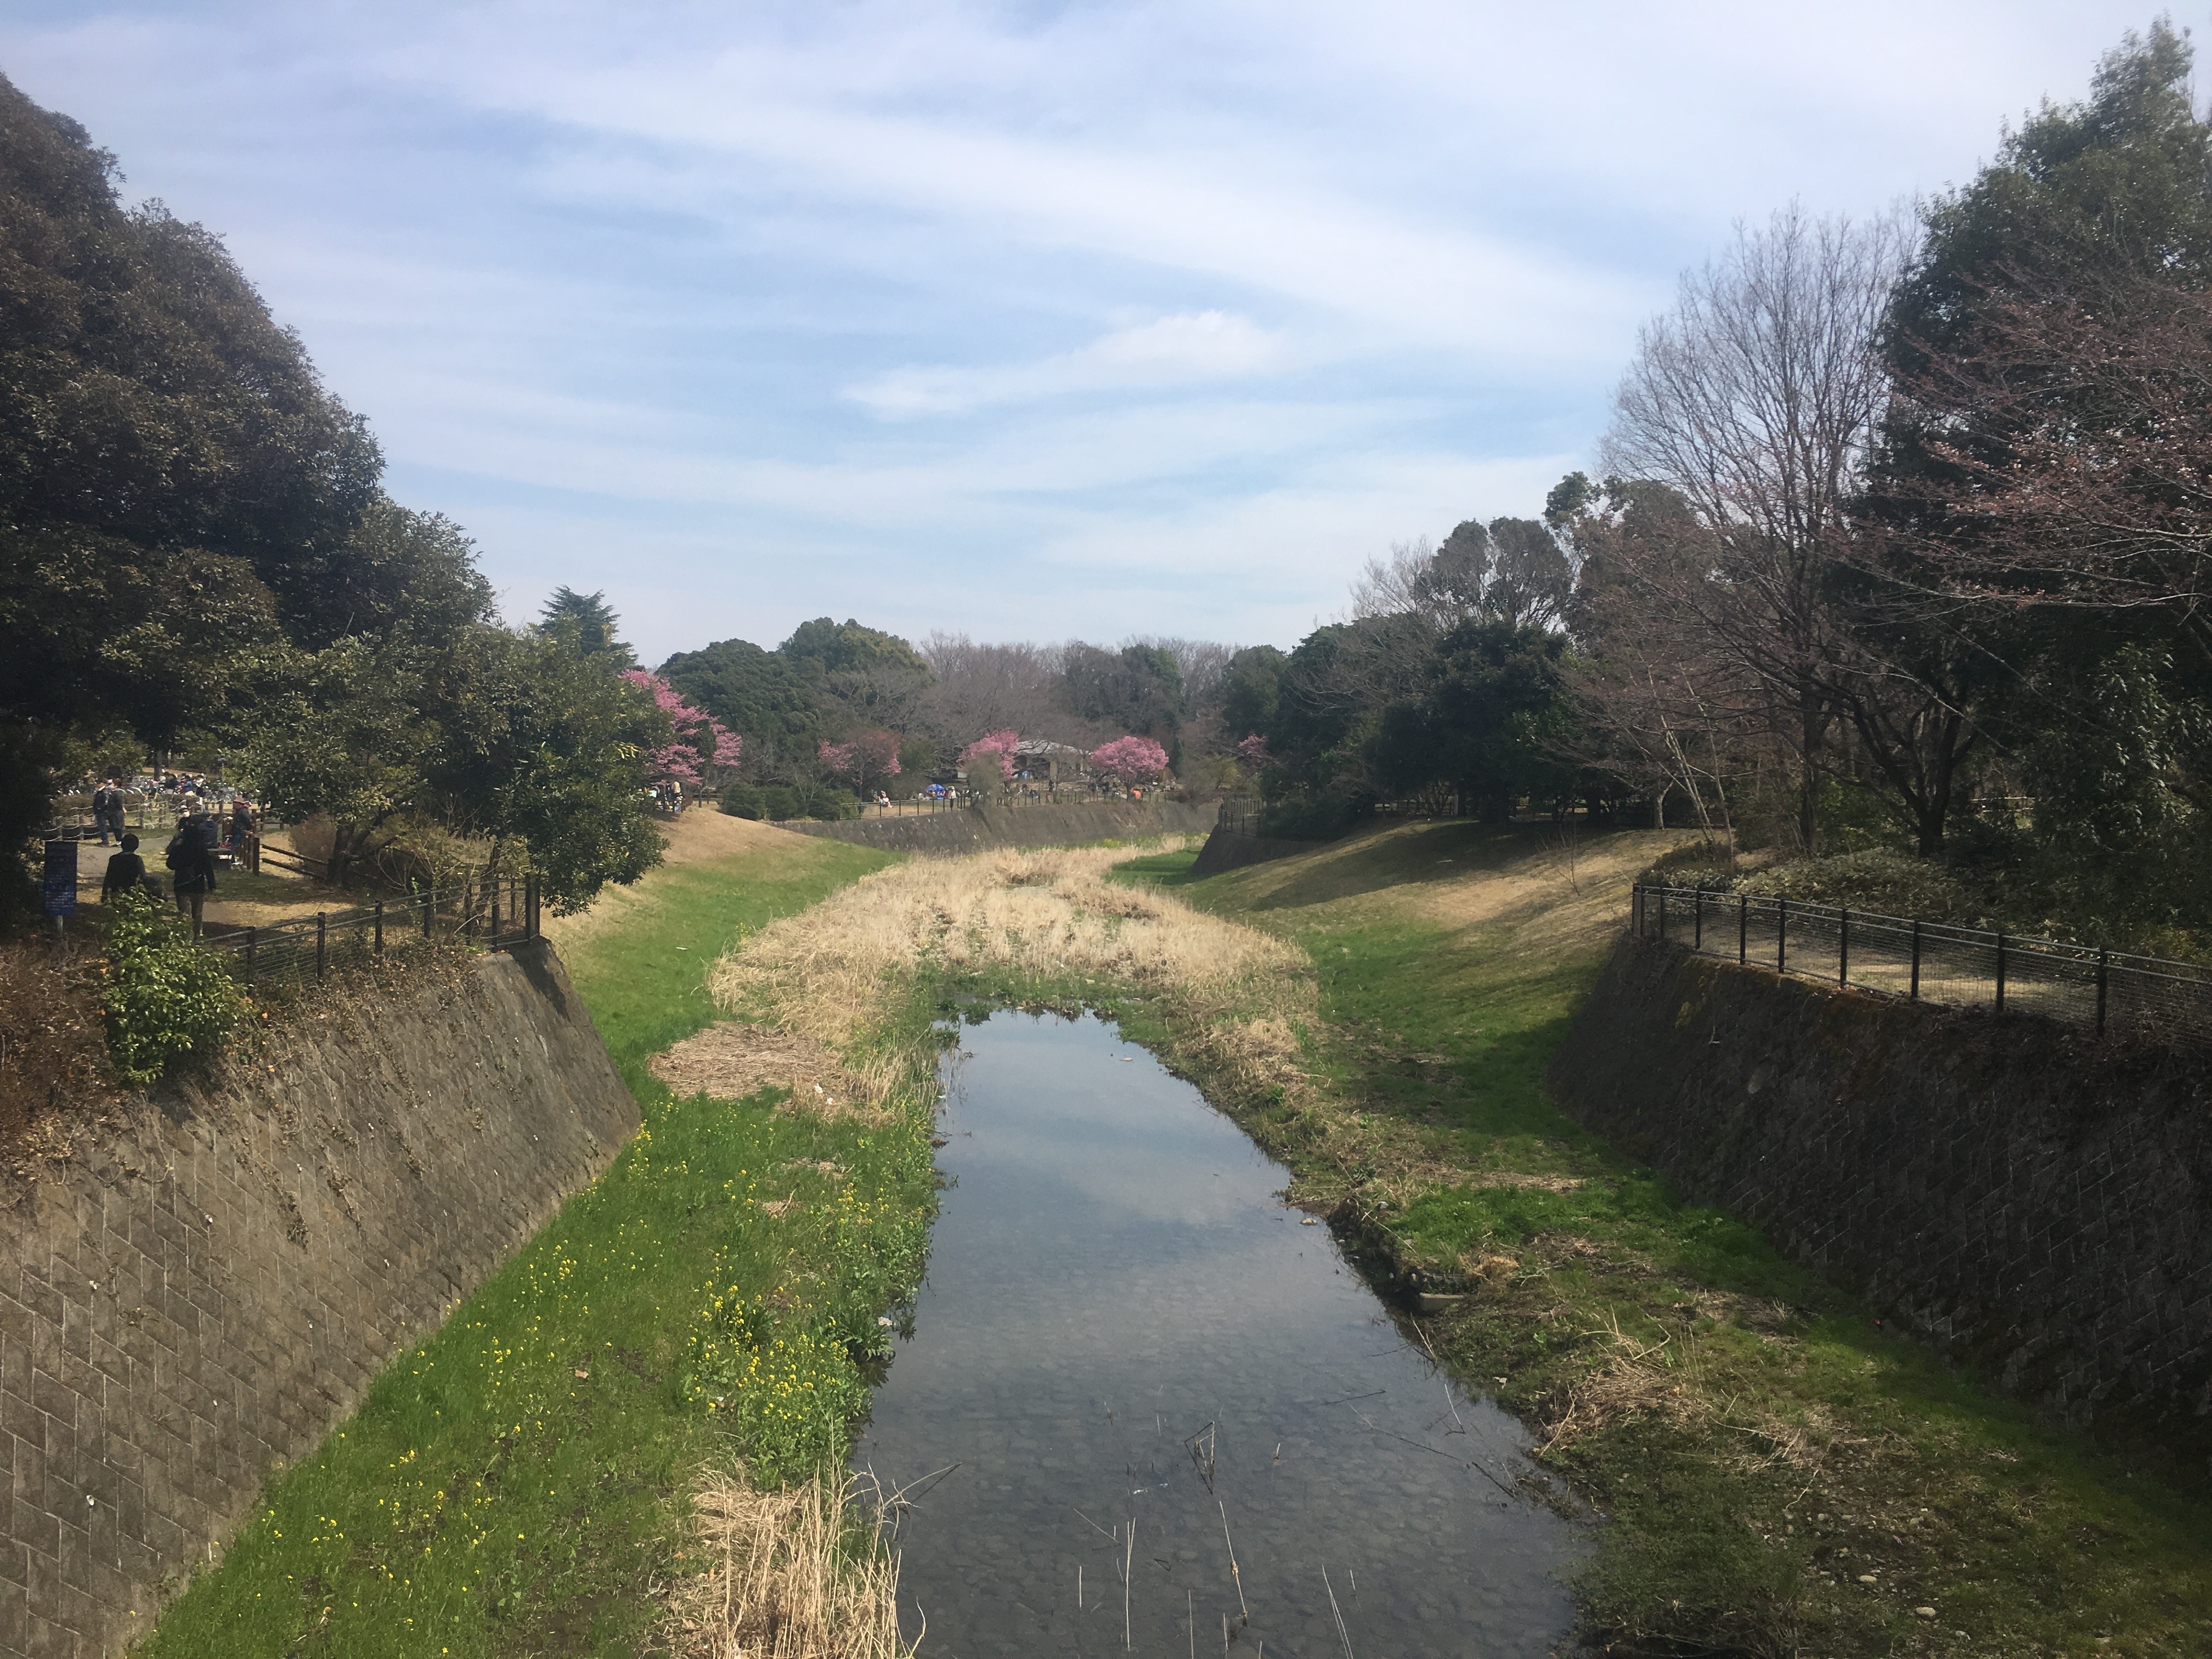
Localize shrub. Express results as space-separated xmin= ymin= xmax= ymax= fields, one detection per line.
xmin=720 ymin=782 xmax=856 ymax=822
xmin=103 ymin=893 xmax=244 ymax=1083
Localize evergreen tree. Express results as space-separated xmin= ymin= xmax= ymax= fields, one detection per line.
xmin=537 ymin=586 xmax=636 ymax=665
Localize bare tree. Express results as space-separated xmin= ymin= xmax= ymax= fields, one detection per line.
xmin=1889 ymin=268 xmax=2212 ymax=655
xmin=912 ymin=634 xmax=1071 ymax=748
xmin=1599 ymin=201 xmax=1918 ymax=852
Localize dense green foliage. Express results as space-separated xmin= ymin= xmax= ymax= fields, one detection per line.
xmin=100 ymin=890 xmax=243 ymax=1082
xmin=0 ymin=74 xmax=664 ymax=919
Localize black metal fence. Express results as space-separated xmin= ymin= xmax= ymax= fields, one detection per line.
xmin=1632 ymin=883 xmax=2212 ymax=1044
xmin=1216 ymin=801 xmax=1262 ymax=836
xmin=199 ymin=874 xmax=541 ymax=989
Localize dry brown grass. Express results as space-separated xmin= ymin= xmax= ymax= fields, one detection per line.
xmin=648 ymin=1023 xmax=887 ymax=1121
xmin=664 ymin=1470 xmax=911 ymax=1659
xmin=707 ymin=841 xmax=1317 ymax=1103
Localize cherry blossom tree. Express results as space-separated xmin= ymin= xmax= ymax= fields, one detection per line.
xmin=1235 ymin=733 xmax=1272 ymax=770
xmin=958 ymin=728 xmax=1021 ymax=784
xmin=1090 ymin=735 xmax=1170 ymax=786
xmin=817 ymin=728 xmax=904 ymax=795
xmin=621 ymin=669 xmax=741 ymax=792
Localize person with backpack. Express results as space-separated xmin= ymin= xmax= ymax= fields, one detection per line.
xmin=91 ymin=780 xmax=123 ymax=845
xmin=166 ymin=813 xmax=217 ymax=935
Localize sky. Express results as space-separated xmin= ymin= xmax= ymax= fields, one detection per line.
xmin=0 ymin=1 xmax=2175 ymax=663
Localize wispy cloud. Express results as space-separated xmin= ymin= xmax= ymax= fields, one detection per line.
xmin=845 ymin=311 xmax=1291 ymax=418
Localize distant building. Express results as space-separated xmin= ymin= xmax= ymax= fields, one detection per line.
xmin=1012 ymin=738 xmax=1087 ymax=786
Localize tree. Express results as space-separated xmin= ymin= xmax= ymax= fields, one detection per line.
xmin=1062 ymin=643 xmax=1183 ymax=736
xmin=780 ymin=617 xmax=933 ymax=732
xmin=658 ymin=635 xmax=833 ymax=772
xmin=817 ymin=729 xmax=902 ymax=796
xmin=958 ymin=729 xmax=1020 ymax=785
xmin=539 ymin=586 xmax=635 ymax=664
xmin=1220 ymin=646 xmax=1287 ymax=742
xmin=911 ymin=635 xmax=1073 ymax=763
xmin=1599 ymin=202 xmax=1917 ymax=852
xmin=1089 ymin=735 xmax=1170 ymax=787
xmin=620 ymin=670 xmax=741 ymax=793
xmin=424 ymin=630 xmax=665 ymax=911
xmin=0 ymin=72 xmax=387 ymax=911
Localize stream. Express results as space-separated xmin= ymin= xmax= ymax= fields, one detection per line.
xmin=850 ymin=1010 xmax=1584 ymax=1657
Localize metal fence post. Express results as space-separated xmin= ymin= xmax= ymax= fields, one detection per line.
xmin=1657 ymin=887 xmax=1668 ymax=941
xmin=1838 ymin=906 xmax=1849 ymax=985
xmin=2096 ymin=947 xmax=2109 ymax=1036
xmin=1910 ymin=919 xmax=1921 ymax=1000
xmin=1633 ymin=883 xmax=1643 ymax=936
xmin=315 ymin=911 xmax=327 ymax=980
xmin=246 ymin=925 xmax=257 ymax=986
xmin=1738 ymin=893 xmax=1748 ymax=964
xmin=1776 ymin=896 xmax=1788 ymax=973
xmin=1694 ymin=884 xmax=1704 ymax=950
xmin=422 ymin=888 xmax=432 ymax=940
xmin=374 ymin=900 xmax=383 ymax=957
xmin=1994 ymin=932 xmax=2007 ymax=1014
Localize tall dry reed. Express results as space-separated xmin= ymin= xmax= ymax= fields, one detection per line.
xmin=708 ymin=843 xmax=1318 ymax=1106
xmin=665 ymin=1470 xmax=910 ymax=1659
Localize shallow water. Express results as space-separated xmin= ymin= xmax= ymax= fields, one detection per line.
xmin=851 ymin=1010 xmax=1583 ymax=1657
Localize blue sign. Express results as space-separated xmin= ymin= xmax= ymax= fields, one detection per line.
xmin=41 ymin=840 xmax=76 ymax=917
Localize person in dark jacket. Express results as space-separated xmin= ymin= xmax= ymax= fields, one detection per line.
xmin=101 ymin=834 xmax=150 ymax=905
xmin=166 ymin=816 xmax=217 ymax=934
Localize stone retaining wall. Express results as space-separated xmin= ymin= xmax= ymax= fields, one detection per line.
xmin=1548 ymin=935 xmax=2212 ymax=1477
xmin=0 ymin=942 xmax=635 ymax=1657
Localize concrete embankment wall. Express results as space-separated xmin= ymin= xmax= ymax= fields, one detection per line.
xmin=781 ymin=798 xmax=1216 ymax=855
xmin=1188 ymin=827 xmax=1324 ymax=877
xmin=1549 ymin=935 xmax=2212 ymax=1468
xmin=0 ymin=942 xmax=636 ymax=1657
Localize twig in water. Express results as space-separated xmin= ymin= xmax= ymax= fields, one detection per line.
xmin=1412 ymin=1319 xmax=1465 ymax=1435
xmin=887 ymin=1462 xmax=962 ymax=1508
xmin=1323 ymin=1567 xmax=1356 ymax=1659
xmin=1217 ymin=1498 xmax=1250 ymax=1622
xmin=1125 ymin=1520 xmax=1136 ymax=1650
xmin=1188 ymin=1589 xmax=1195 ymax=1659
xmin=1184 ymin=1421 xmax=1218 ymax=1491
xmin=1075 ymin=1508 xmax=1118 ymax=1542
xmin=1223 ymin=1611 xmax=1230 ymax=1657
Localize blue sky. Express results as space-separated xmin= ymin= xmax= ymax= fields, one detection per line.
xmin=0 ymin=1 xmax=2169 ymax=663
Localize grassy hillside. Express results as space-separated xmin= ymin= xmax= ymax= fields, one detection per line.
xmin=141 ymin=815 xmax=921 ymax=1658
xmin=1127 ymin=821 xmax=2212 ymax=1659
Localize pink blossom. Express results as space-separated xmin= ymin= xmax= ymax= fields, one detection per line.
xmin=622 ymin=669 xmax=742 ymax=789
xmin=1235 ymin=733 xmax=1272 ymax=769
xmin=958 ymin=729 xmax=1020 ymax=783
xmin=818 ymin=729 xmax=903 ymax=790
xmin=1090 ymin=735 xmax=1170 ymax=786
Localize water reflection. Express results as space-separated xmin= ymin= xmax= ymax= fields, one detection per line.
xmin=852 ymin=1011 xmax=1583 ymax=1657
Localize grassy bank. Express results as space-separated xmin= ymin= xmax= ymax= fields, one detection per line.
xmin=1131 ymin=822 xmax=2212 ymax=1659
xmin=141 ymin=816 xmax=934 ymax=1658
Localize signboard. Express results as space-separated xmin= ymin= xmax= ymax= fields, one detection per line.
xmin=41 ymin=839 xmax=76 ymax=918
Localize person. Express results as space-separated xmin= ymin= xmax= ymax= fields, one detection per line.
xmin=101 ymin=833 xmax=150 ymax=905
xmin=165 ymin=814 xmax=217 ymax=935
xmin=229 ymin=797 xmax=255 ymax=851
xmin=91 ymin=780 xmax=120 ymax=845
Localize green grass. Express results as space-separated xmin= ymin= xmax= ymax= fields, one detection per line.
xmin=141 ymin=835 xmax=932 ymax=1658
xmin=1121 ymin=825 xmax=2212 ymax=1658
